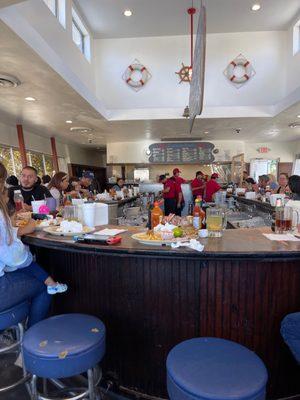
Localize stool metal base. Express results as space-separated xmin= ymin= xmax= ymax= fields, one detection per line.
xmin=29 ymin=366 xmax=102 ymax=400
xmin=0 ymin=322 xmax=30 ymax=393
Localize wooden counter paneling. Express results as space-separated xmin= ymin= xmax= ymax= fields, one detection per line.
xmin=25 ymin=228 xmax=300 ymax=399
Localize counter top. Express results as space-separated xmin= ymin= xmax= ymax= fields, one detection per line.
xmin=22 ymin=225 xmax=300 ymax=260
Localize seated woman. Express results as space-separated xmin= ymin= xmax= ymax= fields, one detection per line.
xmin=275 ymin=173 xmax=291 ymax=195
xmin=284 ymin=175 xmax=300 ymax=231
xmin=0 ymin=163 xmax=66 ymax=327
xmin=48 ymin=172 xmax=70 ymax=207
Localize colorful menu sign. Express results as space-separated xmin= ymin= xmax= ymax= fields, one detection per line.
xmin=148 ymin=142 xmax=215 ymax=164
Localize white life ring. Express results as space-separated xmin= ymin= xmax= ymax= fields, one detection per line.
xmin=124 ymin=63 xmax=149 ymax=88
xmin=227 ymin=59 xmax=251 ymax=84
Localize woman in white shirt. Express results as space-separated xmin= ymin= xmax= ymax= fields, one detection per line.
xmin=48 ymin=172 xmax=69 ymax=207
xmin=0 ymin=163 xmax=67 ymax=327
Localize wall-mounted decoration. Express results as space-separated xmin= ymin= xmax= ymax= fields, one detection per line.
xmin=257 ymin=146 xmax=270 ymax=154
xmin=122 ymin=59 xmax=151 ymax=92
xmin=223 ymin=54 xmax=255 ymax=89
xmin=176 ymin=63 xmax=193 ymax=84
xmin=147 ymin=142 xmax=215 ymax=164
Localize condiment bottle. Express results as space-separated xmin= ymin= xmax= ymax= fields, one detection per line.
xmin=275 ymin=198 xmax=284 ymax=234
xmin=193 ymin=196 xmax=206 ymax=230
xmin=14 ymin=190 xmax=24 ymax=212
xmin=151 ymin=201 xmax=164 ymax=229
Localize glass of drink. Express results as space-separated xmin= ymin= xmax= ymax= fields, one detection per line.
xmin=63 ymin=205 xmax=78 ymax=221
xmin=283 ymin=207 xmax=300 ymax=233
xmin=206 ymin=207 xmax=227 ymax=238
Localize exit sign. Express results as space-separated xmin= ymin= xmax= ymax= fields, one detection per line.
xmin=257 ymin=147 xmax=270 ymax=154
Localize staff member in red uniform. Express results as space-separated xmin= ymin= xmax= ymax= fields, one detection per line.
xmin=172 ymin=168 xmax=186 ymax=185
xmin=204 ymin=173 xmax=221 ymax=202
xmin=159 ymin=175 xmax=177 ymax=216
xmin=191 ymin=171 xmax=206 ymax=200
xmin=172 ymin=168 xmax=186 ymax=214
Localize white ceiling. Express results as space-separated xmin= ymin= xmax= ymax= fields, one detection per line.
xmin=75 ymin=0 xmax=300 ymax=39
xmin=0 ymin=19 xmax=300 ymax=149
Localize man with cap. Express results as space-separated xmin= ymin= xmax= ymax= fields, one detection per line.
xmin=204 ymin=173 xmax=221 ymax=203
xmin=172 ymin=168 xmax=186 ymax=185
xmin=191 ymin=171 xmax=206 ymax=200
xmin=80 ymin=171 xmax=95 ymax=193
xmin=172 ymin=168 xmax=186 ymax=215
xmin=159 ymin=175 xmax=182 ymax=215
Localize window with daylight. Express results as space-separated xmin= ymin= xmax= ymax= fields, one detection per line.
xmin=293 ymin=19 xmax=300 ymax=55
xmin=72 ymin=7 xmax=91 ymax=61
xmin=0 ymin=145 xmax=58 ymax=177
xmin=42 ymin=0 xmax=66 ymax=28
xmin=43 ymin=0 xmax=57 ymax=16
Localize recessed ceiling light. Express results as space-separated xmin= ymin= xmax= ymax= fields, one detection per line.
xmin=297 ymin=115 xmax=300 ymax=118
xmin=66 ymin=120 xmax=72 ymax=124
xmin=204 ymin=131 xmax=210 ymax=134
xmin=251 ymin=3 xmax=261 ymax=11
xmin=25 ymin=96 xmax=36 ymax=101
xmin=124 ymin=9 xmax=132 ymax=17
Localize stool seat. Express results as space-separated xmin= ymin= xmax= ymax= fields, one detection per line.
xmin=0 ymin=301 xmax=29 ymax=330
xmin=167 ymin=338 xmax=268 ymax=400
xmin=23 ymin=314 xmax=106 ymax=378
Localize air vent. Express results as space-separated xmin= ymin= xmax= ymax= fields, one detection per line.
xmin=161 ymin=137 xmax=203 ymax=142
xmin=70 ymin=127 xmax=93 ymax=133
xmin=0 ymin=74 xmax=20 ymax=88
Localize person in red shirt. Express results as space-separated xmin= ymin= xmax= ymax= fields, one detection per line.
xmin=159 ymin=175 xmax=177 ymax=216
xmin=172 ymin=168 xmax=186 ymax=215
xmin=191 ymin=171 xmax=206 ymax=200
xmin=172 ymin=168 xmax=186 ymax=185
xmin=204 ymin=173 xmax=221 ymax=203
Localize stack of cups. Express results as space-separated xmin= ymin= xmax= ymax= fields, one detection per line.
xmin=82 ymin=203 xmax=96 ymax=228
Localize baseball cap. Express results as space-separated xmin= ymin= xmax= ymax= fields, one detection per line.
xmin=82 ymin=171 xmax=94 ymax=180
xmin=211 ymin=173 xmax=219 ymax=179
xmin=173 ymin=168 xmax=181 ymax=174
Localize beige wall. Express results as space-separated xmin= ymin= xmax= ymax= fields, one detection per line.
xmin=0 ymin=120 xmax=105 ymax=169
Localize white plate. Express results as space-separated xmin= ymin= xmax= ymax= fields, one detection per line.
xmin=131 ymin=232 xmax=186 ymax=246
xmin=43 ymin=226 xmax=94 ymax=237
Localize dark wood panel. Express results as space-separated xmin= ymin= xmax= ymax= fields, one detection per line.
xmin=33 ymin=247 xmax=300 ymax=399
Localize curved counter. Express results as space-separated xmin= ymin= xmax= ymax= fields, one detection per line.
xmin=23 ymin=227 xmax=300 ymax=399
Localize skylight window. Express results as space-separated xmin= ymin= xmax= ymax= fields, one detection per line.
xmin=293 ymin=19 xmax=300 ymax=56
xmin=72 ymin=7 xmax=91 ymax=61
xmin=43 ymin=0 xmax=57 ymax=16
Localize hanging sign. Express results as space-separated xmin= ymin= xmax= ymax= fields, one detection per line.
xmin=148 ymin=142 xmax=215 ymax=164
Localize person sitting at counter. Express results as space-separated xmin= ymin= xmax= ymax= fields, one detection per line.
xmin=8 ymin=166 xmax=52 ymax=211
xmin=41 ymin=175 xmax=51 ymax=187
xmin=0 ymin=162 xmax=52 ymax=327
xmin=48 ymin=172 xmax=70 ymax=207
xmin=6 ymin=175 xmax=19 ymax=188
xmin=80 ymin=171 xmax=95 ymax=193
xmin=191 ymin=171 xmax=206 ymax=200
xmin=268 ymin=174 xmax=279 ymax=191
xmin=284 ymin=175 xmax=300 ymax=230
xmin=204 ymin=173 xmax=221 ymax=202
xmin=275 ymin=173 xmax=291 ymax=195
xmin=112 ymin=177 xmax=125 ymax=192
xmin=244 ymin=177 xmax=257 ymax=192
xmin=257 ymin=175 xmax=270 ymax=194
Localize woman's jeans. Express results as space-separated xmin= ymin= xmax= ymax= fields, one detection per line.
xmin=0 ymin=263 xmax=51 ymax=327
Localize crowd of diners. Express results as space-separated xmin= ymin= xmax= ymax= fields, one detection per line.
xmin=159 ymin=168 xmax=300 ymax=216
xmin=5 ymin=166 xmax=98 ymax=211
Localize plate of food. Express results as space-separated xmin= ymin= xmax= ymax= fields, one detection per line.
xmin=132 ymin=225 xmax=198 ymax=246
xmin=35 ymin=218 xmax=60 ymax=231
xmin=43 ymin=220 xmax=94 ymax=237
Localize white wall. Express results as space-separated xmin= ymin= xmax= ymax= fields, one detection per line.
xmin=107 ymin=139 xmax=298 ymax=164
xmin=285 ymin=12 xmax=300 ymax=96
xmin=95 ymin=31 xmax=287 ymax=113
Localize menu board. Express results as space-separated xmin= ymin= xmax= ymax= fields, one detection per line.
xmin=148 ymin=142 xmax=215 ymax=164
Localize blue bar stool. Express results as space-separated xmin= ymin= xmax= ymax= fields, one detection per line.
xmin=23 ymin=313 xmax=106 ymax=400
xmin=0 ymin=301 xmax=30 ymax=393
xmin=281 ymin=312 xmax=300 ymax=364
xmin=167 ymin=337 xmax=268 ymax=400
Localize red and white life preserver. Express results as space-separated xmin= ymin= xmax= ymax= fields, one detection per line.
xmin=124 ymin=63 xmax=149 ymax=88
xmin=227 ymin=59 xmax=251 ymax=84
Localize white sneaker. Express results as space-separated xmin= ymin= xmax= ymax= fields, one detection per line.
xmin=47 ymin=283 xmax=68 ymax=295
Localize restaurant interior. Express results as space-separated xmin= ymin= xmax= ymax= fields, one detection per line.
xmin=0 ymin=0 xmax=300 ymax=400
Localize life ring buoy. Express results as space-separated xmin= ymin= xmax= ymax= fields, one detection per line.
xmin=227 ymin=59 xmax=251 ymax=84
xmin=124 ymin=63 xmax=149 ymax=88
